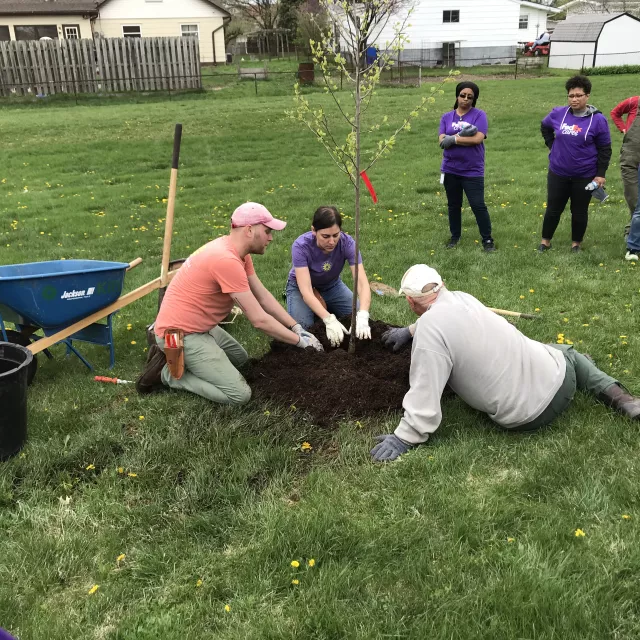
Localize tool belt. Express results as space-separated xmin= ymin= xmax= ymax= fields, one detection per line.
xmin=164 ymin=328 xmax=184 ymax=379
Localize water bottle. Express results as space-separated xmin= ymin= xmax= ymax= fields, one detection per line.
xmin=585 ymin=181 xmax=598 ymax=191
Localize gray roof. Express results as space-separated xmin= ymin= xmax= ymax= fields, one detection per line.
xmin=551 ymin=12 xmax=627 ymax=41
xmin=0 ymin=0 xmax=99 ymax=15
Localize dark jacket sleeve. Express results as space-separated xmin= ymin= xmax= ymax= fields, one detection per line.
xmin=595 ymin=114 xmax=612 ymax=177
xmin=596 ymin=143 xmax=612 ymax=177
xmin=541 ymin=121 xmax=555 ymax=149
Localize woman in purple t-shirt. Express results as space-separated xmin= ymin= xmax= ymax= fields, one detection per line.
xmin=285 ymin=206 xmax=372 ymax=347
xmin=439 ymin=81 xmax=495 ymax=252
xmin=538 ymin=75 xmax=612 ymax=253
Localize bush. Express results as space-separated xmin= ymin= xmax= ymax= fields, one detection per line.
xmin=583 ymin=64 xmax=640 ymax=76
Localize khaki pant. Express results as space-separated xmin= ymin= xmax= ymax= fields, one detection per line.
xmin=157 ymin=326 xmax=251 ymax=406
xmin=620 ymin=123 xmax=640 ymax=233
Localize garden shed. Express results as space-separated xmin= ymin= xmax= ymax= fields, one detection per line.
xmin=549 ymin=12 xmax=640 ymax=69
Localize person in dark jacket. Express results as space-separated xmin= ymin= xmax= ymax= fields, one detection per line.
xmin=611 ymin=95 xmax=640 ymax=237
xmin=538 ymin=75 xmax=612 ymax=253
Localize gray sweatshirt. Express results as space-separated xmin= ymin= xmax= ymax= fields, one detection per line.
xmin=395 ymin=289 xmax=566 ymax=445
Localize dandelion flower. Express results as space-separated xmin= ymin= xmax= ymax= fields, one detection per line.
xmin=507 ymin=537 xmax=515 ymax=543
xmin=196 ymin=579 xmax=203 ymax=588
xmin=127 ymin=472 xmax=137 ymax=478
xmin=574 ymin=528 xmax=586 ymax=537
xmin=519 ymin=295 xmax=525 ymax=300
xmin=131 ymin=340 xmax=137 ymax=345
xmin=308 ymin=559 xmax=315 ymax=567
xmin=117 ymin=467 xmax=124 ymax=474
xmin=291 ymin=560 xmax=300 ymax=568
xmin=88 ymin=584 xmax=99 ymax=595
xmin=301 ymin=442 xmax=312 ymax=452
xmin=622 ymin=514 xmax=631 ymax=520
xmin=529 ymin=289 xmax=534 ymax=293
xmin=263 ymin=410 xmax=270 ymax=416
xmin=116 ymin=553 xmax=126 ymax=564
xmin=85 ymin=464 xmax=95 ymax=470
xmin=139 ymin=416 xmax=145 ymax=420
xmin=224 ymin=604 xmax=231 ymax=612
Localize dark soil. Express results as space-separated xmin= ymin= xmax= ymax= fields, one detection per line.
xmin=244 ymin=319 xmax=411 ymax=426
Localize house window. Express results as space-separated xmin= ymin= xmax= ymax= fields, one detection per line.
xmin=443 ymin=10 xmax=460 ymax=23
xmin=181 ymin=24 xmax=199 ymax=38
xmin=123 ymin=25 xmax=142 ymax=38
xmin=0 ymin=26 xmax=10 ymax=41
xmin=14 ymin=25 xmax=58 ymax=40
xmin=63 ymin=25 xmax=80 ymax=39
xmin=519 ymin=15 xmax=529 ymax=29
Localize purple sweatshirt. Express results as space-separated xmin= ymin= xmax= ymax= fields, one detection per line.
xmin=439 ymin=108 xmax=489 ymax=177
xmin=287 ymin=231 xmax=362 ymax=288
xmin=541 ymin=106 xmax=612 ymax=178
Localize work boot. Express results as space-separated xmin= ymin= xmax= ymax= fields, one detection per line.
xmin=135 ymin=344 xmax=167 ymax=394
xmin=598 ymin=383 xmax=640 ymax=420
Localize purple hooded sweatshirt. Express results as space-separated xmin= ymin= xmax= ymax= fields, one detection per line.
xmin=541 ymin=106 xmax=611 ymax=178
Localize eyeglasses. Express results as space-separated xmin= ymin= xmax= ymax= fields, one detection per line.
xmin=458 ymin=93 xmax=474 ymax=100
xmin=567 ymin=94 xmax=587 ymax=99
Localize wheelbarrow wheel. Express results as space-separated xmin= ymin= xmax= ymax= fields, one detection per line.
xmin=3 ymin=330 xmax=37 ymax=386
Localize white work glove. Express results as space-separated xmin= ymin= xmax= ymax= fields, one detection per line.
xmin=355 ymin=310 xmax=371 ymax=340
xmin=323 ymin=314 xmax=349 ymax=347
xmin=291 ymin=323 xmax=323 ymax=352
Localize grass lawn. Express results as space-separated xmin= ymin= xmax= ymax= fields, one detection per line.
xmin=1 ymin=74 xmax=640 ymax=639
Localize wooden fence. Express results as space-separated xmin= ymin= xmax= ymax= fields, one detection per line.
xmin=0 ymin=36 xmax=202 ymax=97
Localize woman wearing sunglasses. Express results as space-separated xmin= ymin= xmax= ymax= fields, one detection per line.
xmin=538 ymin=75 xmax=612 ymax=253
xmin=439 ymin=81 xmax=496 ymax=252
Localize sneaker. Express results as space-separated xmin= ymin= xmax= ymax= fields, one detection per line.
xmin=625 ymin=249 xmax=639 ymax=261
xmin=482 ymin=239 xmax=496 ymax=252
xmin=135 ymin=344 xmax=167 ymax=394
xmin=571 ymin=244 xmax=582 ymax=253
xmin=537 ymin=243 xmax=551 ymax=253
xmin=446 ymin=237 xmax=460 ymax=249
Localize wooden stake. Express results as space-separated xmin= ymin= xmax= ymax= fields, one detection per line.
xmin=160 ymin=124 xmax=182 ymax=287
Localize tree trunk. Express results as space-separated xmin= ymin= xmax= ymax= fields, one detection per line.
xmin=349 ymin=47 xmax=361 ymax=355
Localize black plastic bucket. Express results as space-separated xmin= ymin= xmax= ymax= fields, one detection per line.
xmin=0 ymin=341 xmax=32 ymax=461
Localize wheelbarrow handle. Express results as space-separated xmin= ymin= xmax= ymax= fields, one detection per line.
xmin=127 ymin=257 xmax=143 ymax=271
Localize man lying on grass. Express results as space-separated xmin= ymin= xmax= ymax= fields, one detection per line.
xmin=372 ymin=264 xmax=640 ymax=462
xmin=136 ymin=202 xmax=323 ymax=405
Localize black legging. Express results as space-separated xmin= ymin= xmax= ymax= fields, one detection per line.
xmin=542 ymin=170 xmax=593 ymax=243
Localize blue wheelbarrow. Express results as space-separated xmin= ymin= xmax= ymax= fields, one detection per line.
xmin=0 ymin=258 xmax=145 ymax=383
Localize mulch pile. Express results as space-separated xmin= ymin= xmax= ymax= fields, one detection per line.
xmin=244 ymin=319 xmax=411 ymax=426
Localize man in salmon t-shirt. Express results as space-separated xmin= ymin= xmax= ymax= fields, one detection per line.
xmin=136 ymin=202 xmax=323 ymax=404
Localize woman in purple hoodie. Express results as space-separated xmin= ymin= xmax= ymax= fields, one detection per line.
xmin=538 ymin=75 xmax=612 ymax=253
xmin=439 ymin=81 xmax=496 ymax=252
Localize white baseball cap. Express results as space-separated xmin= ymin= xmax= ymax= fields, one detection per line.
xmin=398 ymin=264 xmax=443 ymax=297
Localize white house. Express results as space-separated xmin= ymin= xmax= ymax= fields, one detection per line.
xmin=94 ymin=0 xmax=230 ymax=65
xmin=548 ymin=12 xmax=640 ymax=68
xmin=368 ymin=0 xmax=562 ymax=66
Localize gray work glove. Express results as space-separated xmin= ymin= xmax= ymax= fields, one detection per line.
xmin=381 ymin=326 xmax=412 ymax=352
xmin=440 ymin=135 xmax=457 ymax=149
xmin=291 ymin=325 xmax=324 ymax=351
xmin=458 ymin=124 xmax=478 ymax=137
xmin=370 ymin=434 xmax=413 ymax=462
xmin=291 ymin=323 xmax=324 ymax=351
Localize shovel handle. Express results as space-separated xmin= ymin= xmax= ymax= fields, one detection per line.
xmin=127 ymin=257 xmax=143 ymax=271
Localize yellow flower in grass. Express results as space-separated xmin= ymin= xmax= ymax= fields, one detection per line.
xmin=519 ymin=295 xmax=525 ymax=300
xmin=308 ymin=559 xmax=315 ymax=567
xmin=622 ymin=514 xmax=631 ymax=520
xmin=127 ymin=472 xmax=137 ymax=478
xmin=290 ymin=560 xmax=300 ymax=568
xmin=88 ymin=584 xmax=99 ymax=595
xmin=196 ymin=579 xmax=203 ymax=588
xmin=301 ymin=442 xmax=312 ymax=452
xmin=529 ymin=289 xmax=535 ymax=293
xmin=85 ymin=464 xmax=95 ymax=470
xmin=507 ymin=537 xmax=515 ymax=543
xmin=574 ymin=528 xmax=586 ymax=538
xmin=116 ymin=553 xmax=126 ymax=565
xmin=224 ymin=604 xmax=231 ymax=612
xmin=291 ymin=579 xmax=300 ymax=585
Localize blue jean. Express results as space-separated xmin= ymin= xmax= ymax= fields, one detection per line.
xmin=443 ymin=173 xmax=493 ymax=242
xmin=626 ymin=166 xmax=640 ymax=251
xmin=286 ymin=278 xmax=355 ymax=329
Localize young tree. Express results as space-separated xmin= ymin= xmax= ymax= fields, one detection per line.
xmin=291 ymin=0 xmax=455 ymax=353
